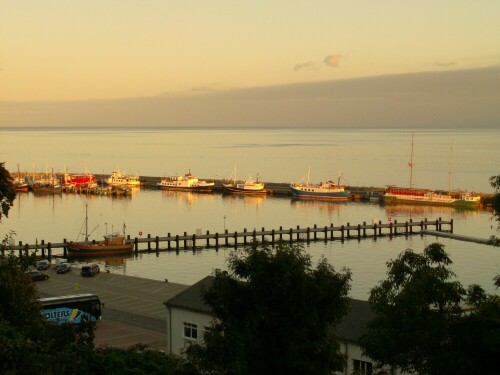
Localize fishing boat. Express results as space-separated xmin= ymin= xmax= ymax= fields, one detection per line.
xmin=383 ymin=186 xmax=481 ymax=207
xmin=31 ymin=177 xmax=62 ymax=193
xmin=107 ymin=170 xmax=141 ymax=186
xmin=13 ymin=165 xmax=29 ymax=192
xmin=290 ymin=168 xmax=350 ymax=200
xmin=223 ymin=178 xmax=266 ymax=194
xmin=30 ymin=168 xmax=62 ymax=193
xmin=66 ymin=204 xmax=133 ymax=257
xmin=383 ymin=134 xmax=481 ymax=207
xmin=13 ymin=176 xmax=29 ymax=192
xmin=222 ymin=164 xmax=266 ymax=194
xmin=62 ymin=173 xmax=97 ymax=188
xmin=157 ymin=171 xmax=214 ymax=192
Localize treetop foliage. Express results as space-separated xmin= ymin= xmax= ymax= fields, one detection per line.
xmin=0 ymin=162 xmax=16 ymax=222
xmin=361 ymin=243 xmax=500 ymax=375
xmin=186 ymin=241 xmax=352 ymax=375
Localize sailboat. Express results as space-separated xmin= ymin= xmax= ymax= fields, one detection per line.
xmin=290 ymin=167 xmax=350 ymax=200
xmin=383 ymin=134 xmax=481 ymax=207
xmin=31 ymin=163 xmax=62 ymax=193
xmin=222 ymin=163 xmax=266 ymax=194
xmin=66 ymin=204 xmax=134 ymax=257
xmin=13 ymin=164 xmax=29 ymax=192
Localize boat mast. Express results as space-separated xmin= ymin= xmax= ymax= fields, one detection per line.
xmin=409 ymin=133 xmax=414 ymax=188
xmin=448 ymin=141 xmax=453 ymax=192
xmin=85 ymin=203 xmax=89 ymax=242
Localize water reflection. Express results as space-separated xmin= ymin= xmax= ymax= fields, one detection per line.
xmin=383 ymin=203 xmax=481 ymax=219
xmin=221 ymin=193 xmax=267 ymax=206
xmin=160 ymin=190 xmax=215 ymax=205
xmin=290 ymin=197 xmax=348 ymax=213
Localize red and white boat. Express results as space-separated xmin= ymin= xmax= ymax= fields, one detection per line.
xmin=62 ymin=173 xmax=97 ymax=188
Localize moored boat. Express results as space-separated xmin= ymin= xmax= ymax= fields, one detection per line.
xmin=62 ymin=168 xmax=97 ymax=189
xmin=157 ymin=171 xmax=214 ymax=192
xmin=290 ymin=180 xmax=350 ymax=200
xmin=383 ymin=186 xmax=481 ymax=207
xmin=67 ymin=233 xmax=134 ymax=257
xmin=383 ymin=134 xmax=481 ymax=207
xmin=290 ymin=168 xmax=350 ymax=201
xmin=222 ymin=163 xmax=266 ymax=194
xmin=290 ymin=168 xmax=350 ymax=200
xmin=106 ymin=170 xmax=141 ymax=186
xmin=223 ymin=178 xmax=266 ymax=194
xmin=13 ymin=176 xmax=29 ymax=192
xmin=66 ymin=204 xmax=133 ymax=257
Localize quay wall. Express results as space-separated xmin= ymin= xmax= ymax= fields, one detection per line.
xmin=94 ymin=174 xmax=386 ymax=199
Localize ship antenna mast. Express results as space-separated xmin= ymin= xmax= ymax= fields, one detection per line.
xmin=448 ymin=141 xmax=453 ymax=192
xmin=409 ymin=133 xmax=414 ymax=188
xmin=85 ymin=203 xmax=89 ymax=242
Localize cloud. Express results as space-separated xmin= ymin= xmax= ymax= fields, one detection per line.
xmin=323 ymin=54 xmax=342 ymax=67
xmin=293 ymin=62 xmax=315 ymax=71
xmin=435 ymin=61 xmax=457 ymax=67
xmin=1 ymin=66 xmax=499 ymax=129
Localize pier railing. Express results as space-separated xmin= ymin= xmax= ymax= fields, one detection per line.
xmin=3 ymin=217 xmax=453 ymax=258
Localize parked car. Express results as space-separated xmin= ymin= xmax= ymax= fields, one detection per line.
xmin=81 ymin=263 xmax=100 ymax=277
xmin=27 ymin=270 xmax=50 ymax=281
xmin=36 ymin=260 xmax=50 ymax=270
xmin=56 ymin=263 xmax=71 ymax=274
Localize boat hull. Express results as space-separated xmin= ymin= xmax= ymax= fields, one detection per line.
xmin=157 ymin=184 xmax=214 ymax=192
xmin=14 ymin=184 xmax=29 ymax=192
xmin=383 ymin=194 xmax=480 ymax=207
xmin=383 ymin=187 xmax=481 ymax=207
xmin=223 ymin=184 xmax=267 ymax=195
xmin=66 ymin=242 xmax=134 ymax=257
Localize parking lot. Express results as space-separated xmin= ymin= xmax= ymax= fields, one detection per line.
xmin=35 ymin=266 xmax=189 ymax=351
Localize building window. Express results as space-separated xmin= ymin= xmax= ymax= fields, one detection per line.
xmin=353 ymin=359 xmax=372 ymax=375
xmin=183 ymin=322 xmax=198 ymax=340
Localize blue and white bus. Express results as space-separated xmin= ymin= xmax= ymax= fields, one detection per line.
xmin=40 ymin=293 xmax=102 ymax=325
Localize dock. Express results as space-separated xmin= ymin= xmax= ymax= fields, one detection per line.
xmin=5 ymin=217 xmax=454 ymax=258
xmin=420 ymin=230 xmax=492 ymax=245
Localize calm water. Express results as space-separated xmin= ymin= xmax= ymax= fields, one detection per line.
xmin=1 ymin=128 xmax=499 ymax=299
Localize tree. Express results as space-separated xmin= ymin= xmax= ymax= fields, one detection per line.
xmin=0 ymin=242 xmax=198 ymax=375
xmin=488 ymin=174 xmax=500 ymax=245
xmin=0 ymin=162 xmax=15 ymax=222
xmin=186 ymin=241 xmax=352 ymax=375
xmin=360 ymin=243 xmax=500 ymax=375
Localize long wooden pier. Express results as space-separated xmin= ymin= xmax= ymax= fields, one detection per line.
xmin=4 ymin=217 xmax=454 ymax=259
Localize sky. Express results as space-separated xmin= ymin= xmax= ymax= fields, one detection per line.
xmin=1 ymin=1 xmax=499 ymax=128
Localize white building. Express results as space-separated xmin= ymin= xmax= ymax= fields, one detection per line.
xmin=165 ymin=276 xmax=404 ymax=375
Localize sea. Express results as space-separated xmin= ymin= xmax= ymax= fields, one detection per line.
xmin=1 ymin=127 xmax=499 ymax=300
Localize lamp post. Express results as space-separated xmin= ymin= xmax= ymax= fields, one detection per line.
xmin=223 ymin=215 xmax=226 ymax=232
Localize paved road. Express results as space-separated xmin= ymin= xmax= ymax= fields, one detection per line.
xmin=35 ymin=267 xmax=189 ymax=351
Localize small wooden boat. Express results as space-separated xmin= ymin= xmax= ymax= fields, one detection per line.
xmin=66 ymin=204 xmax=133 ymax=257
